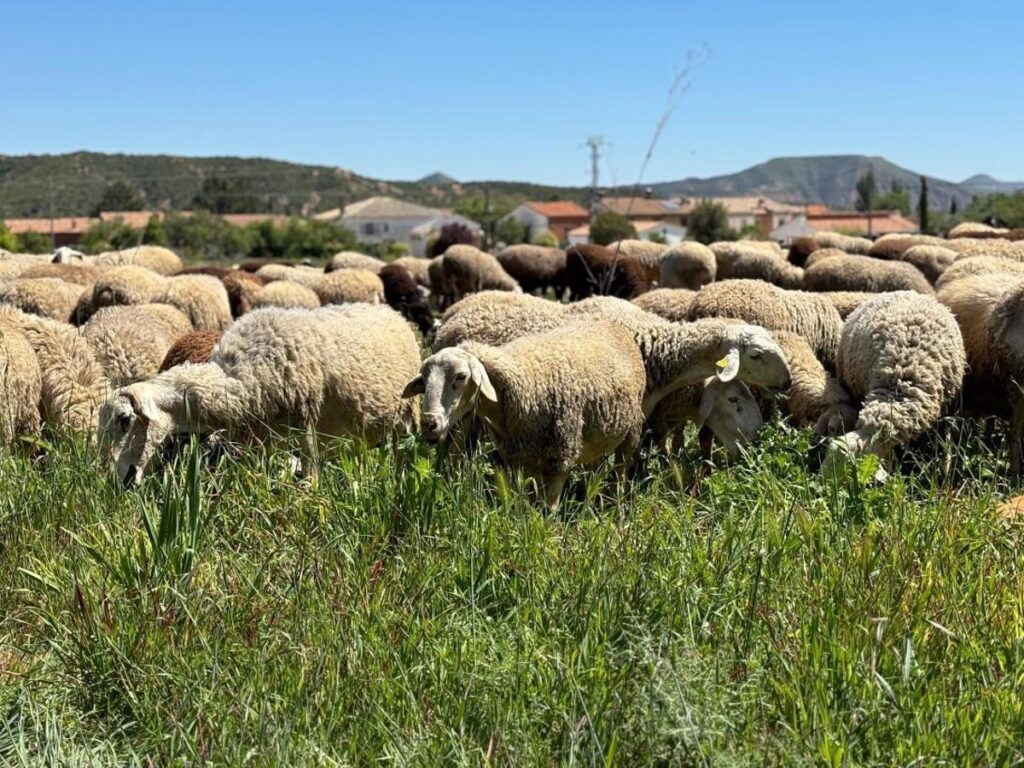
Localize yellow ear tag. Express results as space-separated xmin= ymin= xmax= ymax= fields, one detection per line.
xmin=716 ymin=356 xmax=729 ymax=369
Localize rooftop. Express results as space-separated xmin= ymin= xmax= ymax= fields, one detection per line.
xmin=342 ymin=196 xmax=440 ymax=219
xmin=524 ymin=201 xmax=589 ymax=219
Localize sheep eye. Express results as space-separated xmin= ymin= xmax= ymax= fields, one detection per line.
xmin=454 ymin=372 xmax=469 ymax=383
xmin=728 ymin=396 xmax=739 ymax=404
xmin=117 ymin=413 xmax=132 ymax=431
xmin=749 ymin=352 xmax=763 ymax=361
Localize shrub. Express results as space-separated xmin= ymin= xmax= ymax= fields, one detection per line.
xmin=531 ymin=228 xmax=559 ymax=248
xmin=688 ymin=200 xmax=733 ymax=244
xmin=590 ymin=212 xmax=636 ymax=246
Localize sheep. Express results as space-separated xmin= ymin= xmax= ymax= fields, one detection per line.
xmin=820 ymin=291 xmax=880 ymax=320
xmin=52 ymin=246 xmax=87 ymax=264
xmin=98 ymin=304 xmax=421 ymax=487
xmin=687 ymin=279 xmax=843 ymax=368
xmin=803 ymin=248 xmax=846 ymax=269
xmin=0 ymin=326 xmax=42 ymax=443
xmin=155 ymin=274 xmax=232 ymax=331
xmin=159 ymin=330 xmax=223 ymax=371
xmin=255 ymin=263 xmax=323 ymax=288
xmin=0 ymin=261 xmax=34 ymax=283
xmin=646 ymin=378 xmax=763 ymax=460
xmin=20 ymin=263 xmax=103 ymax=285
xmin=787 ymin=237 xmax=820 ymax=268
xmin=827 ymin=292 xmax=966 ymax=475
xmin=433 ymin=292 xmax=561 ymax=351
xmin=92 ymin=266 xmax=166 ymax=309
xmin=94 ymin=245 xmax=182 ymax=276
xmin=868 ymin=233 xmax=947 ymax=260
xmin=658 ymin=241 xmax=716 ymax=290
xmin=251 ymin=280 xmax=321 ymax=310
xmin=606 ymin=239 xmax=666 ymax=284
xmin=771 ymin=330 xmax=857 ymax=434
xmin=442 ymin=245 xmax=520 ymax=300
xmin=238 ymin=259 xmax=276 ymax=273
xmin=83 ymin=304 xmax=193 ymax=387
xmin=325 ymin=251 xmax=383 ymax=274
xmin=313 ymin=269 xmax=384 ymax=306
xmin=0 ymin=278 xmax=88 ymax=324
xmin=427 ymin=255 xmax=453 ymax=309
xmin=948 ymin=221 xmax=1009 ymax=239
xmin=180 ymin=265 xmax=234 ymax=279
xmin=391 ymin=256 xmax=432 ymax=290
xmin=812 ymin=232 xmax=873 ymax=254
xmin=0 ymin=307 xmax=107 ymax=432
xmin=495 ymin=245 xmax=568 ymax=298
xmin=403 ymin=321 xmax=646 ymax=508
xmin=632 ymin=288 xmax=697 ymax=322
xmin=565 ymin=244 xmax=649 ymax=300
xmin=221 ymin=270 xmax=266 ymax=317
xmin=803 ymin=253 xmax=933 ymax=294
xmin=899 ymin=244 xmax=957 ymax=284
xmin=379 ymin=263 xmax=434 ymax=335
xmin=709 ymin=242 xmax=804 ymax=288
xmin=934 ymin=256 xmax=1024 ymax=290
xmin=945 ymin=238 xmax=1024 ymax=261
xmin=988 ymin=280 xmax=1024 ymax=474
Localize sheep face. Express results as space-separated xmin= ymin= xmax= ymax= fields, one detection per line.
xmin=721 ymin=326 xmax=791 ymax=390
xmin=698 ymin=379 xmax=763 ymax=459
xmin=402 ymin=347 xmax=497 ymax=442
xmin=98 ymin=385 xmax=181 ymax=488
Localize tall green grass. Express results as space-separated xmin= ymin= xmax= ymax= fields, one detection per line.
xmin=1 ymin=422 xmax=1022 ymax=765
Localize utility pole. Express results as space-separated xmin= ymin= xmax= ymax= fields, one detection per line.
xmin=585 ymin=135 xmax=604 ymax=212
xmin=866 ymin=162 xmax=874 ymax=239
xmin=47 ymin=178 xmax=55 ymax=249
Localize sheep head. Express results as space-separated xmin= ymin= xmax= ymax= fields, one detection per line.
xmin=98 ymin=381 xmax=186 ymax=488
xmin=402 ymin=346 xmax=497 ymax=442
xmin=718 ymin=325 xmax=791 ymax=391
xmin=697 ymin=378 xmax=764 ymax=460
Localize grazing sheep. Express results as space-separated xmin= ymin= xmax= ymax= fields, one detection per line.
xmin=325 ymin=251 xmax=383 ymax=274
xmin=934 ymin=256 xmax=1024 ymax=290
xmin=92 ymin=266 xmax=166 ymax=310
xmin=221 ymin=270 xmax=266 ymax=317
xmin=159 ymin=330 xmax=223 ymax=371
xmin=709 ymin=242 xmax=803 ymax=289
xmin=380 ymin=263 xmax=434 ymax=334
xmin=646 ymin=378 xmax=763 ymax=459
xmin=99 ymin=304 xmax=421 ymax=487
xmin=391 ymin=256 xmax=432 ymax=289
xmin=812 ymin=232 xmax=872 ymax=254
xmin=238 ymin=259 xmax=276 ymax=273
xmin=867 ymin=234 xmax=947 ymax=260
xmin=0 ymin=261 xmax=34 ymax=282
xmin=433 ymin=292 xmax=561 ymax=351
xmin=565 ymin=244 xmax=649 ymax=300
xmin=155 ymin=274 xmax=232 ymax=331
xmin=495 ymin=245 xmax=568 ymax=298
xmin=948 ymin=222 xmax=1008 ymax=239
xmin=803 ymin=253 xmax=933 ymax=294
xmin=83 ymin=304 xmax=193 ymax=387
xmin=0 ymin=278 xmax=87 ymax=324
xmin=52 ymin=246 xmax=87 ymax=264
xmin=255 ymin=263 xmax=323 ymax=288
xmin=827 ymin=292 xmax=966 ymax=475
xmin=442 ymin=245 xmax=520 ymax=299
xmin=0 ymin=327 xmax=42 ymax=443
xmin=94 ymin=245 xmax=182 ymax=276
xmin=820 ymin=291 xmax=880 ymax=320
xmin=20 ymin=263 xmax=102 ymax=285
xmin=180 ymin=265 xmax=234 ymax=279
xmin=0 ymin=307 xmax=107 ymax=432
xmin=803 ymin=247 xmax=846 ymax=269
xmin=251 ymin=280 xmax=321 ymax=310
xmin=606 ymin=239 xmax=667 ymax=284
xmin=687 ymin=279 xmax=843 ymax=368
xmin=404 ymin=321 xmax=646 ymax=508
xmin=771 ymin=331 xmax=857 ymax=434
xmin=945 ymin=238 xmax=1024 ymax=261
xmin=787 ymin=237 xmax=821 ymax=268
xmin=427 ymin=255 xmax=453 ymax=309
xmin=899 ymin=244 xmax=956 ymax=284
xmin=632 ymin=288 xmax=697 ymax=322
xmin=658 ymin=241 xmax=716 ymax=289
xmin=313 ymin=269 xmax=384 ymax=306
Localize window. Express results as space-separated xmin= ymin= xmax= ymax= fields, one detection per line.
xmin=364 ymin=222 xmax=376 ymax=235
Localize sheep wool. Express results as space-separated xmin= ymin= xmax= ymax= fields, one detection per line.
xmin=632 ymin=288 xmax=697 ymax=322
xmin=803 ymin=253 xmax=933 ymax=295
xmin=313 ymin=269 xmax=384 ymax=306
xmin=658 ymin=241 xmax=716 ymax=290
xmin=159 ymin=330 xmax=223 ymax=371
xmin=935 ymin=256 xmax=1024 ymax=290
xmin=252 ymin=280 xmax=322 ymax=310
xmin=495 ymin=245 xmax=568 ymax=298
xmin=20 ymin=262 xmax=103 ymax=285
xmin=156 ymin=274 xmax=232 ymax=331
xmin=442 ymin=245 xmax=520 ymax=298
xmin=564 ymin=244 xmax=649 ymax=300
xmin=820 ymin=291 xmax=880 ymax=320
xmin=94 ymin=245 xmax=182 ymax=276
xmin=899 ymin=244 xmax=956 ymax=284
xmin=379 ymin=263 xmax=434 ymax=334
xmin=92 ymin=265 xmax=165 ymax=309
xmin=606 ymin=240 xmax=667 ymax=284
xmin=0 ymin=326 xmax=42 ymax=442
xmin=325 ymin=251 xmax=384 ymax=274
xmin=709 ymin=242 xmax=803 ymax=289
xmin=771 ymin=330 xmax=856 ymax=434
xmin=221 ymin=270 xmax=267 ymax=317
xmin=391 ymin=256 xmax=432 ymax=289
xmin=255 ymin=263 xmax=323 ymax=288
xmin=811 ymin=232 xmax=873 ymax=255
xmin=83 ymin=304 xmax=193 ymax=387
xmin=0 ymin=278 xmax=87 ymax=324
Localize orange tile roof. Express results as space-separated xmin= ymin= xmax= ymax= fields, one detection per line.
xmin=526 ymin=201 xmax=589 ymax=219
xmin=99 ymin=210 xmax=164 ymax=228
xmin=808 ymin=211 xmax=918 ymax=235
xmin=3 ymin=217 xmax=96 ymax=234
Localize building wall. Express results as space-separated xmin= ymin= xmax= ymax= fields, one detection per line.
xmin=507 ymin=207 xmax=549 ymax=240
xmin=340 ymin=216 xmax=432 ymax=245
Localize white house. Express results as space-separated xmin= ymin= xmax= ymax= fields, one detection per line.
xmin=503 ymin=201 xmax=590 ymax=242
xmin=566 ymin=220 xmax=687 ymax=247
xmin=337 ymin=196 xmax=482 ymax=256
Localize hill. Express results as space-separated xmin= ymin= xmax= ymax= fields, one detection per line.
xmin=418 ymin=171 xmax=458 ymax=185
xmin=959 ymin=174 xmax=1024 ymax=195
xmin=645 ymin=155 xmax=976 ymax=212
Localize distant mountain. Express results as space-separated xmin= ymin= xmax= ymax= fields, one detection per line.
xmin=959 ymin=174 xmax=1024 ymax=195
xmin=418 ymin=171 xmax=457 ymax=185
xmin=643 ymin=155 xmax=976 ymax=212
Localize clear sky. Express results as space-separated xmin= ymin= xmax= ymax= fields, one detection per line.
xmin=3 ymin=0 xmax=1021 ymax=186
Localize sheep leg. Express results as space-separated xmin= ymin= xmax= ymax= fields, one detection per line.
xmin=298 ymin=430 xmax=321 ymax=487
xmin=541 ymin=471 xmax=569 ymax=511
xmin=698 ymin=425 xmax=715 ymax=464
xmin=614 ymin=426 xmax=642 ymax=495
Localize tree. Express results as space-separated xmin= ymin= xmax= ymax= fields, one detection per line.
xmin=429 ymin=223 xmax=478 ymax=257
xmin=855 ymin=169 xmax=877 ymax=212
xmin=0 ymin=223 xmax=17 ymax=252
xmin=531 ymin=229 xmax=559 ymax=248
xmin=495 ymin=216 xmax=527 ymax=246
xmin=141 ymin=215 xmax=169 ymax=246
xmin=646 ymin=230 xmax=668 ymax=245
xmin=80 ymin=219 xmax=139 ymax=253
xmin=687 ymin=199 xmax=732 ymax=244
xmin=192 ymin=176 xmax=264 ymax=214
xmin=15 ymin=232 xmax=55 ymax=253
xmin=92 ymin=181 xmax=144 ymax=215
xmin=950 ymin=198 xmax=958 ymax=216
xmin=876 ymin=181 xmax=910 ymax=215
xmin=590 ymin=211 xmax=636 ymax=246
xmin=961 ymin=191 xmax=1024 ymax=229
xmin=918 ymin=176 xmax=930 ymax=235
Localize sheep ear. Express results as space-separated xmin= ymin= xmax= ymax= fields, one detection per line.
xmin=122 ymin=389 xmax=157 ymax=423
xmin=402 ymin=374 xmax=425 ymax=398
xmin=715 ymin=348 xmax=740 ymax=382
xmin=470 ymin=358 xmax=498 ymax=402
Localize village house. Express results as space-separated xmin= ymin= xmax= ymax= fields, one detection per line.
xmin=502 ymin=201 xmax=590 ymax=242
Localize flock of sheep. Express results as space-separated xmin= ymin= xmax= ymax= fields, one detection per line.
xmin=1 ymin=219 xmax=1023 ymax=505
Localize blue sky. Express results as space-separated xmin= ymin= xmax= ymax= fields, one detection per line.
xmin=3 ymin=0 xmax=1022 ymax=186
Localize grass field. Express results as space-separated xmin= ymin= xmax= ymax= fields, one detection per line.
xmin=2 ymin=421 xmax=1023 ymax=765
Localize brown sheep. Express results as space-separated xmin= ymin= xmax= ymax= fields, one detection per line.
xmin=495 ymin=245 xmax=568 ymax=299
xmin=380 ymin=263 xmax=434 ymax=335
xmin=565 ymin=244 xmax=649 ymax=300
xmin=787 ymin=237 xmax=820 ymax=267
xmin=221 ymin=270 xmax=267 ymax=317
xmin=159 ymin=330 xmax=224 ymax=371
